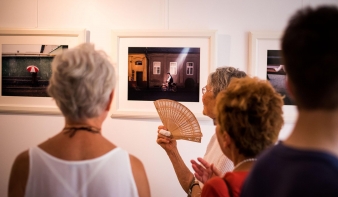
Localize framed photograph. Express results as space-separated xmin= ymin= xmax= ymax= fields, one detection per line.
xmin=111 ymin=30 xmax=216 ymax=120
xmin=248 ymin=31 xmax=297 ymax=123
xmin=0 ymin=29 xmax=86 ymax=114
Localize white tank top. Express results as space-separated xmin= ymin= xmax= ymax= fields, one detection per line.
xmin=25 ymin=146 xmax=139 ymax=197
xmin=200 ymin=133 xmax=234 ymax=188
xmin=204 ymin=133 xmax=234 ymax=174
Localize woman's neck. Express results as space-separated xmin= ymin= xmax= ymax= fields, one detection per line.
xmin=65 ymin=112 xmax=106 ymax=129
xmin=63 ymin=115 xmax=106 ymax=137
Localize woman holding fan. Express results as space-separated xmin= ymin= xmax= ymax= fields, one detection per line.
xmin=191 ymin=77 xmax=284 ymax=197
xmin=156 ymin=67 xmax=246 ymax=197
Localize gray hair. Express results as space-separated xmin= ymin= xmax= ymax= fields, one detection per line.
xmin=47 ymin=43 xmax=116 ymax=122
xmin=208 ymin=67 xmax=247 ymax=97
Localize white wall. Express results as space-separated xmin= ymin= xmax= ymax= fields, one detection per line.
xmin=1 ymin=0 xmax=337 ymax=196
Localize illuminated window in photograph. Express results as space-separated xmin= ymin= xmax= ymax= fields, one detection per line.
xmin=186 ymin=62 xmax=194 ymax=75
xmin=170 ymin=62 xmax=177 ymax=75
xmin=153 ymin=61 xmax=161 ymax=74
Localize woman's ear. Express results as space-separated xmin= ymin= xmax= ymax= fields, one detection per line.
xmin=218 ymin=130 xmax=231 ymax=149
xmin=223 ymin=132 xmax=231 ymax=148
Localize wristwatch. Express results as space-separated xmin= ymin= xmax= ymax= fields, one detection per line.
xmin=188 ymin=178 xmax=200 ymax=197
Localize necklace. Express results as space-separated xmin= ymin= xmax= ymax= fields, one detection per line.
xmin=63 ymin=125 xmax=101 ymax=138
xmin=234 ymin=158 xmax=257 ymax=170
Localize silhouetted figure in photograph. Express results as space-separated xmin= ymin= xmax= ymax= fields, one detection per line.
xmin=167 ymin=72 xmax=173 ymax=91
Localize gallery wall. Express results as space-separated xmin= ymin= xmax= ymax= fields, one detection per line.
xmin=1 ymin=0 xmax=338 ymax=196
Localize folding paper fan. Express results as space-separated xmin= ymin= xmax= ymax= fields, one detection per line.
xmin=154 ymin=99 xmax=203 ymax=143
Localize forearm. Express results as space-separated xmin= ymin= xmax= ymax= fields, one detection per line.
xmin=191 ymin=184 xmax=202 ymax=197
xmin=166 ymin=148 xmax=194 ymax=193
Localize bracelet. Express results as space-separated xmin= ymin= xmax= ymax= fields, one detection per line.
xmin=188 ymin=177 xmax=195 ymax=191
xmin=188 ymin=181 xmax=200 ymax=196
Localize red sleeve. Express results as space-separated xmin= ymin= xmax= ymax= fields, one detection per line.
xmin=201 ymin=177 xmax=230 ymax=197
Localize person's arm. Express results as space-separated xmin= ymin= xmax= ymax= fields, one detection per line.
xmin=129 ymin=154 xmax=151 ymax=197
xmin=190 ymin=183 xmax=202 ymax=197
xmin=8 ymin=150 xmax=30 ymax=197
xmin=156 ymin=126 xmax=194 ymax=193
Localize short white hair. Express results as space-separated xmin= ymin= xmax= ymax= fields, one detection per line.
xmin=47 ymin=43 xmax=116 ymax=121
xmin=208 ymin=67 xmax=247 ymax=97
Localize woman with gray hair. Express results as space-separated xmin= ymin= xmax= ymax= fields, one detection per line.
xmin=8 ymin=43 xmax=150 ymax=197
xmin=156 ymin=67 xmax=246 ymax=197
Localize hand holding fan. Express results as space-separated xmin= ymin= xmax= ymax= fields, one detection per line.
xmin=154 ymin=99 xmax=203 ymax=143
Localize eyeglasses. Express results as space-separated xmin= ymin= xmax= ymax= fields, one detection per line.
xmin=202 ymin=86 xmax=213 ymax=94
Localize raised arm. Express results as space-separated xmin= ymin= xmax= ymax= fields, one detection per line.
xmin=156 ymin=126 xmax=195 ymax=193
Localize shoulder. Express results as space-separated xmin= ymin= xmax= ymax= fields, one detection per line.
xmin=113 ymin=149 xmax=145 ymax=171
xmin=202 ymin=177 xmax=229 ymax=197
xmin=242 ymin=143 xmax=338 ymax=197
xmin=255 ymin=142 xmax=338 ymax=171
xmin=129 ymin=154 xmax=145 ymax=170
xmin=128 ymin=154 xmax=148 ymax=181
xmin=244 ymin=143 xmax=288 ymax=181
xmin=224 ymin=171 xmax=248 ymax=181
xmin=129 ymin=154 xmax=151 ymax=197
xmin=11 ymin=150 xmax=30 ymax=176
xmin=224 ymin=171 xmax=248 ymax=195
xmin=206 ymin=176 xmax=227 ymax=186
xmin=251 ymin=142 xmax=284 ymax=169
xmin=8 ymin=150 xmax=30 ymax=197
xmin=15 ymin=150 xmax=30 ymax=163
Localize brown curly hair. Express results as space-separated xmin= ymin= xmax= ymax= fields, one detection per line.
xmin=216 ymin=77 xmax=284 ymax=157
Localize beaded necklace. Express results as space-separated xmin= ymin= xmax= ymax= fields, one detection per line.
xmin=234 ymin=158 xmax=257 ymax=170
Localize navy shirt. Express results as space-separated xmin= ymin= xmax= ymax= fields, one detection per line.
xmin=241 ymin=142 xmax=338 ymax=197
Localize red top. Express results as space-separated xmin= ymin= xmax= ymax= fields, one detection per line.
xmin=201 ymin=171 xmax=249 ymax=197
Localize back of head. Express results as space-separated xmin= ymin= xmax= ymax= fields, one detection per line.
xmin=216 ymin=77 xmax=284 ymax=157
xmin=208 ymin=67 xmax=247 ymax=97
xmin=282 ymin=6 xmax=338 ymax=110
xmin=47 ymin=43 xmax=116 ymax=122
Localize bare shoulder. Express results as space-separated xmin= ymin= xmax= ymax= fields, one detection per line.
xmin=129 ymin=154 xmax=145 ymax=169
xmin=15 ymin=150 xmax=30 ymax=163
xmin=8 ymin=150 xmax=30 ymax=197
xmin=129 ymin=154 xmax=151 ymax=197
xmin=129 ymin=154 xmax=147 ymax=180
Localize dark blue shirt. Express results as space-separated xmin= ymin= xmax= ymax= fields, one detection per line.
xmin=241 ymin=142 xmax=338 ymax=197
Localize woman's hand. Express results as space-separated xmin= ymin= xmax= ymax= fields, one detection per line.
xmin=191 ymin=157 xmax=222 ymax=184
xmin=156 ymin=125 xmax=177 ymax=153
